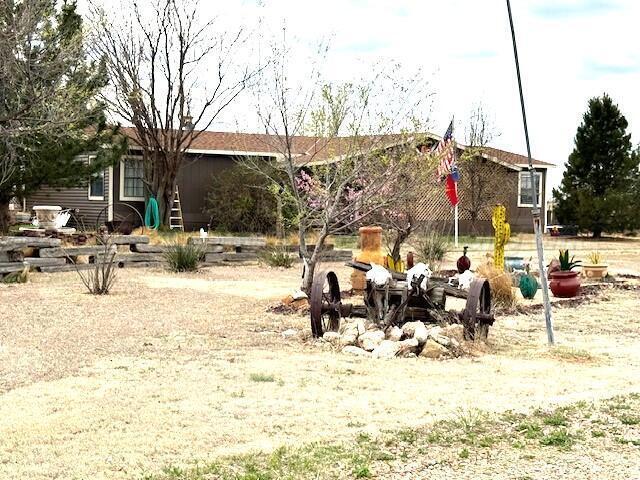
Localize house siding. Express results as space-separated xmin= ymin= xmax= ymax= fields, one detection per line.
xmin=26 ymin=158 xmax=111 ymax=229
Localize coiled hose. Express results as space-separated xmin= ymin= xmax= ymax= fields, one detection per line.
xmin=144 ymin=196 xmax=160 ymax=230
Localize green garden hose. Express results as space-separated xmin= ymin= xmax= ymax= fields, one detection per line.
xmin=145 ymin=196 xmax=160 ymax=230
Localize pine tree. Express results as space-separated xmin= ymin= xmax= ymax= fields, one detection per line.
xmin=553 ymin=94 xmax=639 ymax=237
xmin=0 ymin=0 xmax=125 ymax=232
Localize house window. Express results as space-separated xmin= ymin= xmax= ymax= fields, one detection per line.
xmin=518 ymin=171 xmax=542 ymax=207
xmin=88 ymin=156 xmax=105 ymax=200
xmin=121 ymin=157 xmax=145 ymax=200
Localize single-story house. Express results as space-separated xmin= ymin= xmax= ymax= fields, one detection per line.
xmin=26 ymin=129 xmax=555 ymax=234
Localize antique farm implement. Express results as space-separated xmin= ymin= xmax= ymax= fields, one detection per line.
xmin=310 ymin=261 xmax=495 ymax=341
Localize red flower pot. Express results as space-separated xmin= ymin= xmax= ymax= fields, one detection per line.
xmin=549 ymin=271 xmax=581 ymax=298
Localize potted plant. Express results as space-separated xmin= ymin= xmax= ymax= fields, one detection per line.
xmin=582 ymin=251 xmax=608 ymax=280
xmin=549 ymin=249 xmax=581 ymax=298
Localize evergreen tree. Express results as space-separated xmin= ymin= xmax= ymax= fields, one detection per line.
xmin=553 ymin=94 xmax=639 ymax=237
xmin=0 ymin=0 xmax=126 ymax=232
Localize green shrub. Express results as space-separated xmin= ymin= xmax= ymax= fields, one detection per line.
xmin=163 ymin=242 xmax=204 ymax=272
xmin=260 ymin=247 xmax=294 ymax=268
xmin=414 ymin=231 xmax=450 ymax=268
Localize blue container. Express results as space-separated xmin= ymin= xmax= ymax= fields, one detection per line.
xmin=504 ymin=256 xmax=525 ymax=272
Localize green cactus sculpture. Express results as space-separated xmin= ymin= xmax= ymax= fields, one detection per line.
xmin=492 ymin=204 xmax=510 ymax=271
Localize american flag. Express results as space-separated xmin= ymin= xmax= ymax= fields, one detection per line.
xmin=434 ymin=120 xmax=456 ymax=179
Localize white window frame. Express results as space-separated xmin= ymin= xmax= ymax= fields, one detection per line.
xmin=87 ymin=155 xmax=105 ymax=201
xmin=119 ymin=156 xmax=145 ymax=202
xmin=517 ymin=171 xmax=543 ymax=208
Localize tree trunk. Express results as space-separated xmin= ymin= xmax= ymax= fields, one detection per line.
xmin=0 ymin=198 xmax=11 ymax=234
xmin=300 ymin=227 xmax=329 ymax=294
xmin=153 ymin=180 xmax=176 ymax=228
xmin=592 ymin=229 xmax=602 ymax=238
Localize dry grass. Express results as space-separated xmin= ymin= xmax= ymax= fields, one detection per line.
xmin=476 ymin=261 xmax=517 ymax=309
xmin=1 ymin=236 xmax=640 ymax=479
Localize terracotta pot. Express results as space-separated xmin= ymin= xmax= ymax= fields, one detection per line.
xmin=549 ymin=270 xmax=581 ymax=298
xmin=582 ymin=264 xmax=608 ymax=280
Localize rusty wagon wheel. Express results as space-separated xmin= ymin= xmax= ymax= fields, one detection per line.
xmin=462 ymin=279 xmax=493 ymax=340
xmin=310 ymin=270 xmax=342 ymax=338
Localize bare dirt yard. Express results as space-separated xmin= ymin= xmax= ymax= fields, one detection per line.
xmin=1 ymin=236 xmax=639 ymax=479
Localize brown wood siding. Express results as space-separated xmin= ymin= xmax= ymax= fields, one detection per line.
xmin=26 ymin=160 xmax=111 ymax=229
xmin=177 ymin=153 xmax=238 ymax=230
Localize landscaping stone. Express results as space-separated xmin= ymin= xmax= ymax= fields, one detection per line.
xmin=189 ymin=236 xmax=266 ymax=247
xmin=132 ymin=243 xmax=167 ymax=253
xmin=322 ymin=331 xmax=341 ymax=342
xmin=359 ymin=330 xmax=385 ymax=351
xmin=371 ymin=340 xmax=401 ymax=359
xmin=386 ymin=325 xmax=403 ymax=341
xmin=39 ymin=245 xmax=116 ymax=258
xmin=401 ymin=321 xmax=422 ymax=337
xmin=0 ymin=237 xmax=61 ymax=251
xmin=413 ymin=323 xmax=429 ymax=344
xmin=204 ymin=253 xmax=224 ymax=263
xmin=342 ymin=346 xmax=370 ymax=357
xmin=109 ymin=235 xmax=150 ymax=245
xmin=397 ymin=338 xmax=420 ymax=357
xmin=419 ymin=339 xmax=449 ymax=359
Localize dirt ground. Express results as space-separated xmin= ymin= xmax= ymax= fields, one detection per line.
xmin=1 ymin=237 xmax=639 ymax=479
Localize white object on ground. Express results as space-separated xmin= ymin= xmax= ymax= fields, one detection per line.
xmin=406 ymin=263 xmax=432 ymax=291
xmin=291 ymin=289 xmax=308 ymax=300
xmin=365 ymin=263 xmax=392 ymax=286
xmin=199 ymin=228 xmax=208 ymax=238
xmin=458 ymin=270 xmax=475 ymax=290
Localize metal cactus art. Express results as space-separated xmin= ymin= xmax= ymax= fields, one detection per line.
xmin=492 ymin=204 xmax=510 ymax=271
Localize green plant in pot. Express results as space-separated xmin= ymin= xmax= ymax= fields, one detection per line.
xmin=582 ymin=251 xmax=608 ymax=280
xmin=519 ymin=258 xmax=538 ymax=299
xmin=548 ymin=249 xmax=581 ymax=298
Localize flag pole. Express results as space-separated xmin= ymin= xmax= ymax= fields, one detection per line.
xmin=505 ymin=0 xmax=555 ymax=344
xmin=452 ymin=116 xmax=459 ymax=247
xmin=454 ymin=204 xmax=459 ymax=247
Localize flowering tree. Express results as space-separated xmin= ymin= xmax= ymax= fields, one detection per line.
xmin=243 ymin=37 xmax=432 ymax=292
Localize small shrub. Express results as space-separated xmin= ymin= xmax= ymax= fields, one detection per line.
xmin=249 ymin=373 xmax=276 ymax=383
xmin=543 ymin=412 xmax=568 ymax=426
xmin=73 ymin=237 xmax=117 ymax=295
xmin=540 ymin=429 xmax=575 ymax=448
xmin=413 ymin=231 xmax=450 ymax=269
xmin=260 ymin=246 xmax=294 ymax=268
xmin=163 ymin=242 xmax=204 ymax=272
xmin=1 ymin=263 xmax=29 ymax=284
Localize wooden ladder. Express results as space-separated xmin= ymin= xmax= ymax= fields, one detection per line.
xmin=169 ymin=185 xmax=185 ymax=231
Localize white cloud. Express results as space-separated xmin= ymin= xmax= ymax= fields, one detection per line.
xmin=87 ymin=0 xmax=640 ymax=191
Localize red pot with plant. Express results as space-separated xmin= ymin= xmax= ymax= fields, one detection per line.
xmin=549 ymin=249 xmax=581 ymax=298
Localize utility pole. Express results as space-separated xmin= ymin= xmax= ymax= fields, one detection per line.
xmin=505 ymin=0 xmax=555 ymax=344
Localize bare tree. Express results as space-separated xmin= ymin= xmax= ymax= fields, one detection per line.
xmin=458 ymin=105 xmax=512 ymax=234
xmin=243 ymin=36 xmax=432 ymax=293
xmin=91 ymin=0 xmax=258 ymax=225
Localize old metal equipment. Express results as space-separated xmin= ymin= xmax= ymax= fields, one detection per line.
xmin=310 ymin=261 xmax=495 ymax=341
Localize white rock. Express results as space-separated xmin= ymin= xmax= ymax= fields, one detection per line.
xmin=406 ymin=263 xmax=432 ymax=290
xmin=355 ymin=318 xmax=367 ymax=337
xmin=427 ymin=326 xmax=443 ymax=338
xmin=413 ymin=323 xmax=429 ymax=345
xmin=292 ymin=289 xmax=308 ymax=301
xmin=402 ymin=321 xmax=422 ymax=337
xmin=397 ymin=337 xmax=419 ymax=357
xmin=372 ymin=340 xmax=401 ymax=359
xmin=359 ymin=330 xmax=385 ymax=351
xmin=386 ymin=325 xmax=403 ymax=342
xmin=281 ymin=328 xmax=298 ymax=338
xmin=322 ymin=331 xmax=341 ymax=342
xmin=340 ymin=332 xmax=358 ymax=346
xmin=342 ymin=346 xmax=370 ymax=357
xmin=431 ymin=334 xmax=451 ymax=347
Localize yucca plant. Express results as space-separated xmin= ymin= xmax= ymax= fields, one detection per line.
xmin=74 ymin=237 xmax=118 ymax=295
xmin=587 ymin=251 xmax=602 ymax=265
xmin=163 ymin=242 xmax=205 ymax=272
xmin=558 ymin=249 xmax=581 ymax=271
xmin=260 ymin=246 xmax=294 ymax=268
